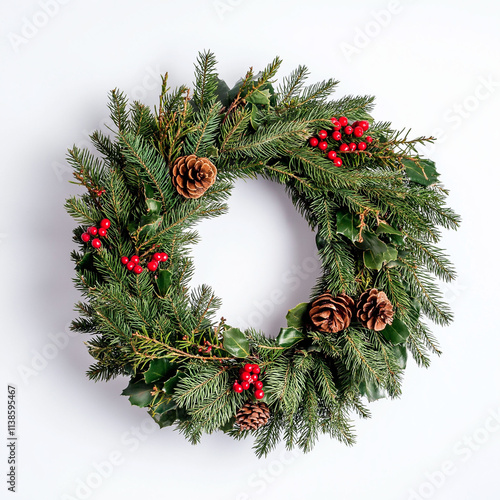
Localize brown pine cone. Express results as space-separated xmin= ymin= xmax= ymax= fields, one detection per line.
xmin=235 ymin=401 xmax=270 ymax=431
xmin=171 ymin=154 xmax=217 ymax=199
xmin=309 ymin=292 xmax=355 ymax=334
xmin=356 ymin=288 xmax=394 ymax=331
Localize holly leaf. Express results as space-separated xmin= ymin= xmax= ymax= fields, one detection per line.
xmin=381 ymin=318 xmax=410 ymax=345
xmin=121 ymin=381 xmax=155 ymax=408
xmin=402 ymin=158 xmax=439 ymax=186
xmin=363 ymin=246 xmax=398 ymax=270
xmin=392 ymin=344 xmax=408 ymax=369
xmin=376 ymin=222 xmax=401 ymax=235
xmin=206 ymin=145 xmax=219 ymax=158
xmin=246 ymin=88 xmax=271 ymax=106
xmin=276 ymin=327 xmax=305 ymax=348
xmin=336 ymin=209 xmax=359 ymax=242
xmin=156 ymin=269 xmax=172 ymax=297
xmin=163 ymin=372 xmax=184 ymax=395
xmin=144 ymin=358 xmax=176 ymax=384
xmin=359 ymin=380 xmax=386 ymax=402
xmin=144 ymin=184 xmax=162 ymax=214
xmin=216 ymin=78 xmax=231 ymax=108
xmin=137 ymin=214 xmax=163 ymax=239
xmin=357 ymin=231 xmax=388 ymax=253
xmin=286 ymin=302 xmax=309 ymax=328
xmin=250 ymin=104 xmax=263 ymax=130
xmin=152 ymin=408 xmax=177 ymax=428
xmin=223 ymin=327 xmax=250 ymax=358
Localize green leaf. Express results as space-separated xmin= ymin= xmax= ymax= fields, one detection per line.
xmin=206 ymin=145 xmax=219 ymax=158
xmin=144 ymin=358 xmax=175 ymax=384
xmin=121 ymin=381 xmax=155 ymax=408
xmin=376 ymin=222 xmax=401 ymax=235
xmin=163 ymin=372 xmax=184 ymax=394
xmin=316 ymin=232 xmax=327 ymax=251
xmin=363 ymin=246 xmax=398 ymax=270
xmin=276 ymin=327 xmax=305 ymax=348
xmin=359 ymin=380 xmax=386 ymax=402
xmin=336 ymin=209 xmax=359 ymax=242
xmin=137 ymin=214 xmax=163 ymax=238
xmin=381 ymin=318 xmax=410 ymax=345
xmin=357 ymin=231 xmax=388 ymax=253
xmin=246 ymin=88 xmax=271 ymax=106
xmin=392 ymin=344 xmax=408 ymax=369
xmin=216 ymin=79 xmax=231 ymax=108
xmin=144 ymin=184 xmax=162 ymax=213
xmin=250 ymin=104 xmax=263 ymax=130
xmin=402 ymin=158 xmax=439 ymax=186
xmin=286 ymin=302 xmax=309 ymax=328
xmin=152 ymin=408 xmax=177 ymax=428
xmin=76 ymin=252 xmax=93 ymax=272
xmin=223 ymin=327 xmax=250 ymax=358
xmin=156 ymin=269 xmax=172 ymax=297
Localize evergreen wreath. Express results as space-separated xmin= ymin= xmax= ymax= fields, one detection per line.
xmin=65 ymin=51 xmax=460 ymax=457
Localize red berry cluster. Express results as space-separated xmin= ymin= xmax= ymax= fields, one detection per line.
xmin=120 ymin=252 xmax=168 ymax=275
xmin=308 ymin=117 xmax=373 ymax=167
xmin=81 ymin=219 xmax=111 ymax=249
xmin=233 ymin=364 xmax=264 ymax=399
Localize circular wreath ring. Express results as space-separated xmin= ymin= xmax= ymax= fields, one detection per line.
xmin=66 ymin=51 xmax=459 ymax=457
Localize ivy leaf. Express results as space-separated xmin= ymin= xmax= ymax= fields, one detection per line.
xmin=121 ymin=381 xmax=155 ymax=408
xmin=286 ymin=302 xmax=309 ymax=328
xmin=381 ymin=318 xmax=410 ymax=345
xmin=223 ymin=327 xmax=250 ymax=358
xmin=144 ymin=359 xmax=176 ymax=384
xmin=376 ymin=222 xmax=401 ymax=235
xmin=144 ymin=184 xmax=162 ymax=214
xmin=359 ymin=380 xmax=386 ymax=402
xmin=156 ymin=269 xmax=172 ymax=297
xmin=246 ymin=88 xmax=271 ymax=106
xmin=276 ymin=327 xmax=305 ymax=348
xmin=336 ymin=209 xmax=359 ymax=242
xmin=363 ymin=246 xmax=398 ymax=270
xmin=392 ymin=344 xmax=408 ymax=369
xmin=402 ymin=158 xmax=439 ymax=186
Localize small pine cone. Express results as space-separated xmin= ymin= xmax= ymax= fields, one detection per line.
xmin=235 ymin=401 xmax=270 ymax=431
xmin=309 ymin=292 xmax=355 ymax=333
xmin=171 ymin=154 xmax=217 ymax=199
xmin=356 ymin=288 xmax=394 ymax=331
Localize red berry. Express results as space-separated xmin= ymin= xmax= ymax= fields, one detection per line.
xmin=353 ymin=126 xmax=364 ymax=138
xmin=358 ymin=142 xmax=367 ymax=151
xmin=359 ymin=120 xmax=370 ymax=131
xmin=252 ymin=366 xmax=261 ymax=374
xmin=88 ymin=227 xmax=98 ymax=236
xmin=333 ymin=157 xmax=343 ymax=167
xmin=338 ymin=116 xmax=348 ymax=127
xmin=254 ymin=390 xmax=265 ymax=400
xmin=147 ymin=261 xmax=158 ymax=272
xmin=100 ymin=219 xmax=111 ymax=229
xmin=339 ymin=143 xmax=349 ymax=152
xmin=153 ymin=252 xmax=163 ymax=262
xmin=349 ymin=143 xmax=357 ymax=151
xmin=318 ymin=141 xmax=328 ymax=151
xmin=352 ymin=121 xmax=359 ymax=128
xmin=130 ymin=256 xmax=140 ymax=264
xmin=98 ymin=228 xmax=107 ymax=237
xmin=91 ymin=238 xmax=101 ymax=249
xmin=251 ymin=374 xmax=259 ymax=382
xmin=126 ymin=261 xmax=135 ymax=271
xmin=327 ymin=150 xmax=337 ymax=160
xmin=244 ymin=364 xmax=253 ymax=373
xmin=233 ymin=383 xmax=243 ymax=394
xmin=160 ymin=253 xmax=169 ymax=262
xmin=255 ymin=380 xmax=263 ymax=390
xmin=330 ymin=117 xmax=337 ymax=124
xmin=332 ymin=131 xmax=342 ymax=141
xmin=344 ymin=126 xmax=353 ymax=135
xmin=240 ymin=371 xmax=251 ymax=382
xmin=333 ymin=122 xmax=341 ymax=131
xmin=133 ymin=265 xmax=143 ymax=274
xmin=121 ymin=256 xmax=129 ymax=265
xmin=366 ymin=136 xmax=373 ymax=143
xmin=318 ymin=130 xmax=328 ymax=139
xmin=241 ymin=381 xmax=250 ymax=390
xmin=81 ymin=233 xmax=91 ymax=243
xmin=309 ymin=137 xmax=319 ymax=147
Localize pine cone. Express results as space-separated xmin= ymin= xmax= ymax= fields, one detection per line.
xmin=235 ymin=401 xmax=270 ymax=431
xmin=356 ymin=288 xmax=394 ymax=331
xmin=309 ymin=292 xmax=355 ymax=333
xmin=171 ymin=154 xmax=217 ymax=199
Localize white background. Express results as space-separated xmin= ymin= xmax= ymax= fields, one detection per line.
xmin=1 ymin=1 xmax=499 ymax=499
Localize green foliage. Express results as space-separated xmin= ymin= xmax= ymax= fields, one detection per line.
xmin=66 ymin=51 xmax=459 ymax=457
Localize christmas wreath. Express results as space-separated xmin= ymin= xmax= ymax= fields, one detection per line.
xmin=65 ymin=52 xmax=459 ymax=457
